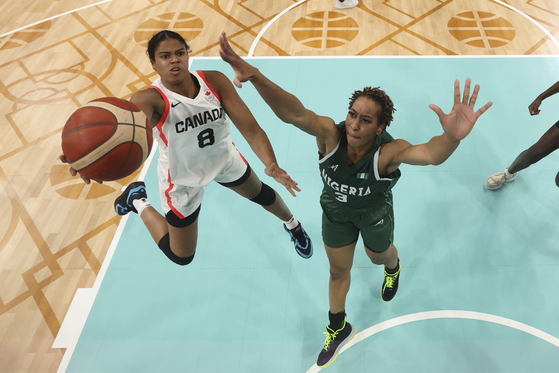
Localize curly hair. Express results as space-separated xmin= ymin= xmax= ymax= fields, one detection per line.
xmin=348 ymin=87 xmax=395 ymax=127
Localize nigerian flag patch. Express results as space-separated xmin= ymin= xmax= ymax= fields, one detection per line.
xmin=357 ymin=173 xmax=368 ymax=179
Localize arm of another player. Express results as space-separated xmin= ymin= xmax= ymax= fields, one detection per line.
xmin=218 ymin=32 xmax=339 ymax=148
xmin=529 ymin=80 xmax=559 ymax=115
xmin=206 ymin=70 xmax=300 ymax=196
xmin=382 ymin=79 xmax=492 ymax=172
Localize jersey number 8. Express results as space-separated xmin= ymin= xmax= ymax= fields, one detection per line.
xmin=198 ymin=128 xmax=215 ymax=148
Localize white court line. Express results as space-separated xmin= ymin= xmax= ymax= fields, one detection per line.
xmin=491 ymin=0 xmax=559 ymax=52
xmin=305 ymin=310 xmax=559 ymax=373
xmin=53 ymin=142 xmax=158 ymax=373
xmin=0 ymin=0 xmax=113 ymax=39
xmin=248 ymin=0 xmax=309 ymax=57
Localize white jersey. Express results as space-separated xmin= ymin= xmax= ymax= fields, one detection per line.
xmin=150 ymin=70 xmax=233 ymax=187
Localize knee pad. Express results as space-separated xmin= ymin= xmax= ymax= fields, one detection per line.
xmin=249 ymin=182 xmax=276 ymax=206
xmin=157 ymin=233 xmax=195 ymax=266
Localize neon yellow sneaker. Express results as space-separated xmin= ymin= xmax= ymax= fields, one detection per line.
xmin=316 ymin=318 xmax=355 ymax=368
xmin=382 ymin=260 xmax=400 ymax=302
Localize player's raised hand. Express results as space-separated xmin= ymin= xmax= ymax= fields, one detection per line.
xmin=429 ymin=79 xmax=492 ymax=141
xmin=264 ymin=163 xmax=300 ymax=197
xmin=219 ymin=32 xmax=259 ymax=88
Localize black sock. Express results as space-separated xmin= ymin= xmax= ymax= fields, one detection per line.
xmin=385 ymin=258 xmax=400 ymax=274
xmin=328 ymin=310 xmax=346 ymax=330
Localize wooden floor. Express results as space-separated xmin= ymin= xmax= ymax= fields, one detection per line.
xmin=0 ymin=0 xmax=558 ymax=372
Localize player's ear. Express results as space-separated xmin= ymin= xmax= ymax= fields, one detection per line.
xmin=376 ymin=123 xmax=386 ymax=135
xmin=150 ymin=59 xmax=156 ymax=71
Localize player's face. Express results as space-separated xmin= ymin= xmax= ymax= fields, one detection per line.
xmin=345 ymin=96 xmax=384 ymax=149
xmin=151 ymin=38 xmax=189 ymax=83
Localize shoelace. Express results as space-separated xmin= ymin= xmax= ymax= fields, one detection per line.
xmin=384 ymin=275 xmax=395 ymax=288
xmin=291 ymin=227 xmax=307 ymax=247
xmin=322 ymin=329 xmax=339 ymax=350
xmin=384 ymin=271 xmax=399 ymax=288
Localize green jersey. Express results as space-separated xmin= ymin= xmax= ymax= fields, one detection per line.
xmin=319 ymin=121 xmax=401 ymax=220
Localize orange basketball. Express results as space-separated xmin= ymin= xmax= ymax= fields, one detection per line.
xmin=61 ymin=97 xmax=153 ymax=181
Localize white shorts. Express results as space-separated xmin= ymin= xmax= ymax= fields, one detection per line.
xmin=158 ymin=143 xmax=249 ymax=219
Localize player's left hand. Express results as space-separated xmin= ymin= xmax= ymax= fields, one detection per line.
xmin=59 ymin=154 xmax=103 ymax=184
xmin=429 ymin=79 xmax=492 ymax=141
xmin=265 ymin=163 xmax=300 ymax=197
xmin=219 ymin=32 xmax=258 ymax=89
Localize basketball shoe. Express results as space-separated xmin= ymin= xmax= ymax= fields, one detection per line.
xmin=114 ymin=181 xmax=147 ymax=215
xmin=284 ymin=222 xmax=313 ymax=258
xmin=382 ymin=259 xmax=400 ymax=302
xmin=317 ymin=318 xmax=356 ymax=368
xmin=485 ymin=168 xmax=518 ymax=190
xmin=335 ymin=0 xmax=358 ymax=9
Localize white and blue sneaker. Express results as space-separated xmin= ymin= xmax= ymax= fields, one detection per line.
xmin=114 ymin=181 xmax=147 ymax=215
xmin=284 ymin=222 xmax=313 ymax=259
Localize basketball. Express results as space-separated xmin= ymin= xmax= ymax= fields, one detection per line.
xmin=61 ymin=97 xmax=153 ymax=181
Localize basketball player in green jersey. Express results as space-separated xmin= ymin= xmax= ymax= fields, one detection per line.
xmin=219 ymin=32 xmax=492 ymax=368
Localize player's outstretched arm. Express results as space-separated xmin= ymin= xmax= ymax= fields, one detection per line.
xmin=219 ymin=32 xmax=337 ymax=142
xmin=207 ymin=70 xmax=301 ymax=197
xmin=389 ymin=79 xmax=492 ymax=168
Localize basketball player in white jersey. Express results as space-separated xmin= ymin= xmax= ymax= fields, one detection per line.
xmin=64 ymin=30 xmax=313 ymax=265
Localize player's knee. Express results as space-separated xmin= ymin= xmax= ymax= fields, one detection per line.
xmin=249 ymin=182 xmax=276 ymax=206
xmin=157 ymin=233 xmax=195 ymax=266
xmin=329 ymin=265 xmax=350 ymax=281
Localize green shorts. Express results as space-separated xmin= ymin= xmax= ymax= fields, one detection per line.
xmin=321 ymin=206 xmax=394 ymax=253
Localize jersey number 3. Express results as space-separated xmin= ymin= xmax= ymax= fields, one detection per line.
xmin=334 ymin=192 xmax=347 ymax=203
xmin=198 ymin=128 xmax=215 ymax=148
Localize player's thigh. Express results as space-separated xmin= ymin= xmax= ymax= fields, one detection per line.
xmin=325 ymin=241 xmax=358 ymax=277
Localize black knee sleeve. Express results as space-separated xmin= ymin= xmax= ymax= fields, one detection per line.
xmin=249 ymin=182 xmax=276 ymax=206
xmin=157 ymin=233 xmax=194 ymax=266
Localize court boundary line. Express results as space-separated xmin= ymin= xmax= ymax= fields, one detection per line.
xmin=53 ymin=143 xmax=158 ymax=373
xmin=0 ymin=0 xmax=113 ymax=39
xmin=491 ymin=0 xmax=559 ymax=52
xmin=305 ymin=310 xmax=559 ymax=373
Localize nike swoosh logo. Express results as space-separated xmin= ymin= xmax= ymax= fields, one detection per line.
xmin=171 ymin=102 xmax=180 ymax=108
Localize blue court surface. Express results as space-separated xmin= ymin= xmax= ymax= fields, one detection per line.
xmin=64 ymin=57 xmax=559 ymax=373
